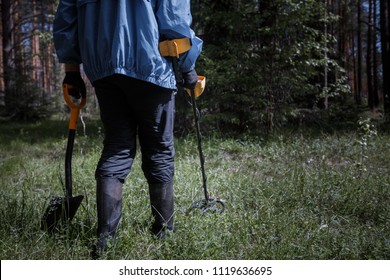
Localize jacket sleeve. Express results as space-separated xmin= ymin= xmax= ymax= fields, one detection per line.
xmin=155 ymin=0 xmax=203 ymax=73
xmin=53 ymin=0 xmax=82 ymax=64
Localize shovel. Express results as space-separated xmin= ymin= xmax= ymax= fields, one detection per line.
xmin=41 ymin=84 xmax=86 ymax=232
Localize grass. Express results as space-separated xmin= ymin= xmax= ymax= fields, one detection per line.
xmin=0 ymin=118 xmax=389 ymax=259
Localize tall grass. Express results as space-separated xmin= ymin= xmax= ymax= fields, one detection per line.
xmin=0 ymin=118 xmax=389 ymax=259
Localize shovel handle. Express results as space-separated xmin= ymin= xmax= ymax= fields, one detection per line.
xmin=63 ymin=84 xmax=86 ymax=130
xmin=63 ymin=84 xmax=86 ymax=197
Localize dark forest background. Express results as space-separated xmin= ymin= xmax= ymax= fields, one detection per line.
xmin=1 ymin=0 xmax=389 ymax=134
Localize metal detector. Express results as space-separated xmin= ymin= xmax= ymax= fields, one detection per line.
xmin=159 ymin=38 xmax=225 ymax=214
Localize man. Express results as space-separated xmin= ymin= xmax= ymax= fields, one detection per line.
xmin=53 ymin=0 xmax=202 ymax=255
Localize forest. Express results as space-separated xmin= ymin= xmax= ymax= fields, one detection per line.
xmin=0 ymin=0 xmax=389 ymax=133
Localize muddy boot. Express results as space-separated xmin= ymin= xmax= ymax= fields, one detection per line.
xmin=91 ymin=178 xmax=122 ymax=259
xmin=149 ymin=181 xmax=174 ymax=238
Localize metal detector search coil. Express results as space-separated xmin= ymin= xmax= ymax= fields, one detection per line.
xmin=193 ymin=198 xmax=225 ymax=214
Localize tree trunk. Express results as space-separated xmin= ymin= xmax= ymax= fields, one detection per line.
xmin=32 ymin=0 xmax=43 ymax=87
xmin=337 ymin=0 xmax=347 ymax=69
xmin=356 ymin=0 xmax=363 ymax=105
xmin=373 ymin=0 xmax=379 ymax=108
xmin=367 ymin=0 xmax=373 ymax=109
xmin=1 ymin=0 xmax=16 ymax=115
xmin=13 ymin=0 xmax=23 ymax=74
xmin=380 ymin=0 xmax=390 ymax=118
xmin=0 ymin=8 xmax=4 ymax=102
xmin=324 ymin=0 xmax=329 ymax=110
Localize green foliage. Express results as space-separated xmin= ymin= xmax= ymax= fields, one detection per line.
xmin=2 ymin=73 xmax=54 ymax=121
xmin=0 ymin=120 xmax=389 ymax=259
xmin=189 ymin=0 xmax=350 ymax=134
xmin=354 ymin=118 xmax=378 ymax=177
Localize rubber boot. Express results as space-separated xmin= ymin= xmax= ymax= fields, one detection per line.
xmin=149 ymin=181 xmax=174 ymax=238
xmin=91 ymin=178 xmax=122 ymax=259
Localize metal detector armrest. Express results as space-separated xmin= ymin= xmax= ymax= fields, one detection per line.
xmin=159 ymin=38 xmax=191 ymax=58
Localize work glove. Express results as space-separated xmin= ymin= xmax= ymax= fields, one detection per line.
xmin=182 ymin=69 xmax=198 ymax=90
xmin=62 ymin=71 xmax=86 ymax=99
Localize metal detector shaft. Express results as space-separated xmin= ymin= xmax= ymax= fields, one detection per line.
xmin=171 ymin=57 xmax=210 ymax=202
xmin=190 ymin=89 xmax=210 ymax=202
xmin=169 ymin=56 xmax=223 ymax=212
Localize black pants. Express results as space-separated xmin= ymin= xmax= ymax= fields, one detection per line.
xmin=94 ymin=74 xmax=175 ymax=184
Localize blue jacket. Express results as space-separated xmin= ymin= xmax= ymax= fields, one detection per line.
xmin=53 ymin=0 xmax=203 ymax=89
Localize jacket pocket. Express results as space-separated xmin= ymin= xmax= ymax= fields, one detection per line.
xmin=77 ymin=0 xmax=98 ymax=7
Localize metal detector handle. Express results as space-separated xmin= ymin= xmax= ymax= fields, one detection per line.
xmin=170 ymin=56 xmax=206 ymax=98
xmin=186 ymin=76 xmax=206 ymax=98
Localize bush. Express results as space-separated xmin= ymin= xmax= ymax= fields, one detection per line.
xmin=2 ymin=74 xmax=53 ymax=121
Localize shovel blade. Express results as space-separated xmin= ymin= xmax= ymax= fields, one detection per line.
xmin=41 ymin=195 xmax=84 ymax=232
